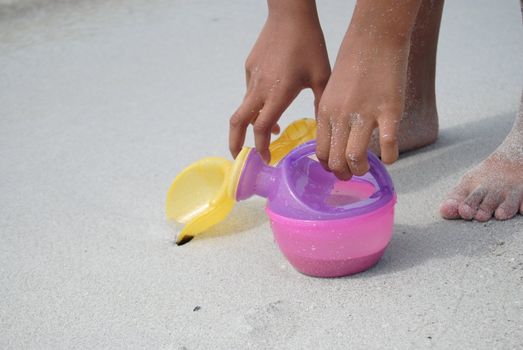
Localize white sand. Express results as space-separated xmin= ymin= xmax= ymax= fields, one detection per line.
xmin=1 ymin=0 xmax=522 ymax=348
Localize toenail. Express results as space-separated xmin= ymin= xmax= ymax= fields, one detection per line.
xmin=459 ymin=204 xmax=475 ymax=219
xmin=475 ymin=209 xmax=490 ymax=221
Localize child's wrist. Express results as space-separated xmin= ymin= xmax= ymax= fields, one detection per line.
xmin=267 ymin=0 xmax=319 ymax=24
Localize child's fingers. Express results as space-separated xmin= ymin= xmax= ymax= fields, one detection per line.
xmin=378 ymin=119 xmax=400 ymax=164
xmin=315 ymin=115 xmax=331 ymax=171
xmin=252 ymin=118 xmax=279 ymax=135
xmin=328 ymin=117 xmax=351 ymax=180
xmin=229 ymin=96 xmax=263 ymax=158
xmin=253 ymin=98 xmax=290 ymax=163
xmin=345 ymin=121 xmax=374 ymax=176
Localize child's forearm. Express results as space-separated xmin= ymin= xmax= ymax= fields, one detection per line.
xmin=347 ymin=0 xmax=422 ymax=47
xmin=267 ymin=0 xmax=319 ymax=23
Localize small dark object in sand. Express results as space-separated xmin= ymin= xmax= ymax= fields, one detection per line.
xmin=193 ymin=306 xmax=201 ymax=312
xmin=177 ymin=235 xmax=194 ymax=246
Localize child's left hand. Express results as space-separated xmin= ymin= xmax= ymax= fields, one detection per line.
xmin=229 ymin=1 xmax=331 ymax=163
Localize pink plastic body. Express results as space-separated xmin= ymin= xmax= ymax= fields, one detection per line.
xmin=237 ymin=141 xmax=396 ymax=278
xmin=267 ymin=187 xmax=396 ymax=278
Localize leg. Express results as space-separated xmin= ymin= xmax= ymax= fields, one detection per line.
xmin=370 ymin=0 xmax=444 ymax=154
xmin=440 ymin=92 xmax=523 ymax=221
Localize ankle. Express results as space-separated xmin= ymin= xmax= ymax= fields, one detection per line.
xmin=404 ymin=91 xmax=437 ymax=115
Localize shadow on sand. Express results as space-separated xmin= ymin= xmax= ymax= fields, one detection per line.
xmin=360 ymin=219 xmax=520 ymax=278
xmin=389 ymin=112 xmax=515 ymax=195
xmin=186 ymin=199 xmax=267 ymax=243
xmin=355 ymin=111 xmax=521 ymax=277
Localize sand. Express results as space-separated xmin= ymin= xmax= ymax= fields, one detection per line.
xmin=0 ymin=0 xmax=522 ymax=349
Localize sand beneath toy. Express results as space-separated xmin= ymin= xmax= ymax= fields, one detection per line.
xmin=0 ymin=0 xmax=522 ymax=349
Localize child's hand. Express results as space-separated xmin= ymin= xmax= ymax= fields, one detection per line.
xmin=316 ymin=0 xmax=421 ymax=180
xmin=316 ymin=39 xmax=409 ymax=180
xmin=229 ymin=0 xmax=330 ymax=163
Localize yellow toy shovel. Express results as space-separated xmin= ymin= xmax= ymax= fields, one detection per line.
xmin=166 ymin=118 xmax=317 ymax=245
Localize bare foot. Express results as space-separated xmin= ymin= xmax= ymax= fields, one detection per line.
xmin=370 ymin=0 xmax=443 ymax=156
xmin=440 ymin=97 xmax=523 ymax=221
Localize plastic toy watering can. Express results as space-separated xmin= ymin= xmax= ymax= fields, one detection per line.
xmin=166 ymin=118 xmax=317 ymax=244
xmin=166 ymin=118 xmax=397 ymax=277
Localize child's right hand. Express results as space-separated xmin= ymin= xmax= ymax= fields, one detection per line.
xmin=316 ymin=0 xmax=422 ymax=180
xmin=229 ymin=0 xmax=331 ymax=163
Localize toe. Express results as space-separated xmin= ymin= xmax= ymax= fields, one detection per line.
xmin=440 ymin=199 xmax=461 ymax=219
xmin=474 ymin=209 xmax=493 ymax=222
xmin=495 ymin=188 xmax=523 ymax=220
xmin=440 ymin=186 xmax=470 ymax=220
xmin=458 ymin=187 xmax=488 ymax=220
xmin=474 ymin=190 xmax=503 ymax=222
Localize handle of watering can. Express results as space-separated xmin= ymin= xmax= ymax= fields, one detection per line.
xmin=288 ymin=141 xmax=394 ymax=195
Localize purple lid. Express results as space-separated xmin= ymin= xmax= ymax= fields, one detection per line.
xmin=236 ymin=141 xmax=395 ymax=220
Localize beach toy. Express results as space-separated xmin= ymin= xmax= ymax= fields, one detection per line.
xmin=166 ymin=119 xmax=396 ymax=277
xmin=258 ymin=142 xmax=396 ymax=277
xmin=166 ymin=118 xmax=317 ymax=245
